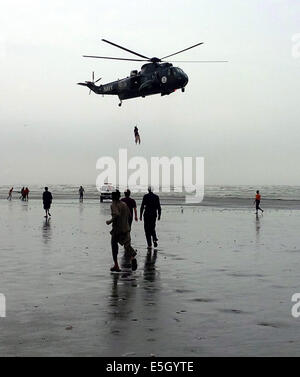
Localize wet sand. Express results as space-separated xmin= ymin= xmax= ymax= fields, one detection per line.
xmin=1 ymin=199 xmax=300 ymax=356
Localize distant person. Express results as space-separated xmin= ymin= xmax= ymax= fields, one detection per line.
xmin=254 ymin=190 xmax=264 ymax=215
xmin=7 ymin=187 xmax=13 ymax=201
xmin=121 ymin=189 xmax=138 ymax=229
xmin=43 ymin=187 xmax=53 ymax=218
xmin=24 ymin=187 xmax=30 ymax=201
xmin=140 ymin=187 xmax=161 ymax=249
xmin=20 ymin=187 xmax=25 ymax=200
xmin=79 ymin=186 xmax=85 ymax=202
xmin=21 ymin=188 xmax=27 ymax=201
xmin=134 ymin=126 xmax=141 ymax=144
xmin=106 ymin=190 xmax=137 ymax=273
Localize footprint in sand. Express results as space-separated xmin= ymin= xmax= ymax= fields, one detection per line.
xmin=257 ymin=322 xmax=288 ymax=329
xmin=191 ymin=298 xmax=216 ymax=303
xmin=218 ymin=309 xmax=246 ymax=314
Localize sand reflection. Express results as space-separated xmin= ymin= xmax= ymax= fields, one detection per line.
xmin=42 ymin=219 xmax=52 ymax=244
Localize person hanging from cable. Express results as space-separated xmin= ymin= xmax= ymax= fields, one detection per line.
xmin=134 ymin=126 xmax=141 ymax=144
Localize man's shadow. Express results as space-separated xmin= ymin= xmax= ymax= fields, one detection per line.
xmin=256 ymin=213 xmax=261 ymax=232
xmin=255 ymin=213 xmax=263 ymax=244
xmin=42 ymin=218 xmax=52 ymax=244
xmin=144 ymin=249 xmax=158 ymax=283
xmin=107 ymin=263 xmax=137 ymax=322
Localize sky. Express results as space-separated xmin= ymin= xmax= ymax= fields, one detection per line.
xmin=0 ymin=0 xmax=299 ymax=186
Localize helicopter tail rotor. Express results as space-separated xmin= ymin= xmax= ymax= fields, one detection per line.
xmin=77 ymin=71 xmax=102 ymax=95
xmin=89 ymin=71 xmax=102 ymax=94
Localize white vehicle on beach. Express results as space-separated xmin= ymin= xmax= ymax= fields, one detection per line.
xmin=100 ymin=183 xmax=115 ymax=202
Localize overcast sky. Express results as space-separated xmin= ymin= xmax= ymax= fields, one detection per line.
xmin=0 ymin=0 xmax=299 ymax=186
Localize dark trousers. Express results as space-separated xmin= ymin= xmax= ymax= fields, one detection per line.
xmin=255 ymin=200 xmax=263 ymax=212
xmin=144 ymin=215 xmax=158 ymax=247
xmin=128 ymin=216 xmax=133 ymax=230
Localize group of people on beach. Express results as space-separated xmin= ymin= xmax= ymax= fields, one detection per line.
xmin=7 ymin=187 xmax=30 ymax=201
xmin=41 ymin=185 xmax=161 ymax=272
xmin=106 ymin=187 xmax=161 ymax=273
xmin=7 ymin=183 xmax=263 ymax=271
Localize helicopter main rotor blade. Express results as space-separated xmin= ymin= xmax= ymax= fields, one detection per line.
xmin=161 ymin=42 xmax=204 ymax=60
xmin=83 ymin=55 xmax=149 ymax=62
xmin=101 ymin=39 xmax=150 ymax=60
xmin=166 ymin=60 xmax=228 ymax=63
xmin=94 ymin=77 xmax=102 ymax=83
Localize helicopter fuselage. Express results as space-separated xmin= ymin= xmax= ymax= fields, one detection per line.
xmin=83 ymin=62 xmax=189 ymax=104
xmin=78 ymin=38 xmax=226 ymax=105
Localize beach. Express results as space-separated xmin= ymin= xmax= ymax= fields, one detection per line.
xmin=0 ymin=194 xmax=300 ymax=357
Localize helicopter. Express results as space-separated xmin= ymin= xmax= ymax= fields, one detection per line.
xmin=78 ymin=39 xmax=227 ymax=106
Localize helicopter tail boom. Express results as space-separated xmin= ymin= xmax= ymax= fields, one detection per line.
xmin=77 ymin=81 xmax=100 ymax=95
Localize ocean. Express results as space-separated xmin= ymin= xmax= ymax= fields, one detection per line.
xmin=1 ymin=184 xmax=300 ymax=199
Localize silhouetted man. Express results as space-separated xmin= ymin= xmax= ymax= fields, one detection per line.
xmin=24 ymin=187 xmax=29 ymax=201
xmin=20 ymin=187 xmax=25 ymax=200
xmin=79 ymin=186 xmax=85 ymax=202
xmin=7 ymin=187 xmax=13 ymax=201
xmin=43 ymin=187 xmax=53 ymax=218
xmin=140 ymin=187 xmax=161 ymax=249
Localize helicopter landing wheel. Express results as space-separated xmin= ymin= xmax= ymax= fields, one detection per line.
xmin=118 ymin=101 xmax=122 ymax=107
xmin=181 ymin=87 xmax=185 ymax=93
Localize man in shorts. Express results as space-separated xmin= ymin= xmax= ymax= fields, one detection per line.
xmin=106 ymin=190 xmax=137 ymax=272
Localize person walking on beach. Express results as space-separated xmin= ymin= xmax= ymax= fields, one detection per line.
xmin=254 ymin=190 xmax=264 ymax=214
xmin=121 ymin=189 xmax=138 ymax=229
xmin=134 ymin=126 xmax=141 ymax=144
xmin=7 ymin=187 xmax=13 ymax=200
xmin=43 ymin=187 xmax=53 ymax=218
xmin=20 ymin=187 xmax=25 ymax=200
xmin=106 ymin=190 xmax=137 ymax=273
xmin=24 ymin=187 xmax=30 ymax=201
xmin=140 ymin=187 xmax=161 ymax=249
xmin=79 ymin=186 xmax=85 ymax=202
xmin=22 ymin=188 xmax=27 ymax=201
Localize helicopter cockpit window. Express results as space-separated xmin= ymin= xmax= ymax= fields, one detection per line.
xmin=130 ymin=70 xmax=138 ymax=77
